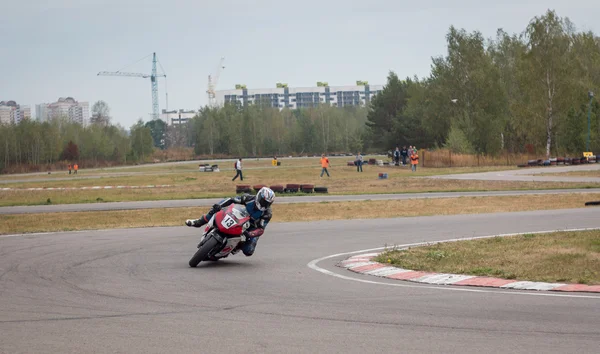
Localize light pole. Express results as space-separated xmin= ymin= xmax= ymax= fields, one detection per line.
xmin=588 ymin=91 xmax=595 ymax=152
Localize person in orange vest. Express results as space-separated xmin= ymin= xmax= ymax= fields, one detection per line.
xmin=68 ymin=163 xmax=72 ymax=175
xmin=410 ymin=151 xmax=419 ymax=172
xmin=74 ymin=163 xmax=79 ymax=174
xmin=320 ymin=154 xmax=330 ymax=178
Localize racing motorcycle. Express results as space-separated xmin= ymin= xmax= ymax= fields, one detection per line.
xmin=188 ymin=203 xmax=251 ymax=267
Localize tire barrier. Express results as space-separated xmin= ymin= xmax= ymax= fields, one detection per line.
xmin=519 ymin=155 xmax=599 ymax=168
xmin=300 ymin=184 xmax=314 ymax=193
xmin=285 ymin=184 xmax=300 ymax=193
xmin=238 ymin=184 xmax=325 ymax=194
xmin=269 ymin=185 xmax=285 ymax=193
xmin=253 ymin=184 xmax=266 ymax=192
xmin=585 ymin=201 xmax=600 ymax=206
xmin=235 ymin=185 xmax=252 ymax=194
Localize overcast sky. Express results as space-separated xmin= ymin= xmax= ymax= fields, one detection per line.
xmin=2 ymin=0 xmax=599 ymax=127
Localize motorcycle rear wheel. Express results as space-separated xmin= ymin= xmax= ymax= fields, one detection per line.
xmin=189 ymin=236 xmax=220 ymax=268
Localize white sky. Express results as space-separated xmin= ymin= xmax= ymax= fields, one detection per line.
xmin=2 ymin=0 xmax=598 ymax=127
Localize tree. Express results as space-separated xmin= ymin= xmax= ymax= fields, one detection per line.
xmin=366 ymin=71 xmax=412 ymax=149
xmin=61 ymin=140 xmax=79 ymax=161
xmin=129 ymin=119 xmax=154 ymax=161
xmin=519 ymin=10 xmax=576 ymax=158
xmin=427 ymin=26 xmax=507 ymax=154
xmin=91 ymin=100 xmax=111 ymax=126
xmin=145 ymin=119 xmax=167 ymax=149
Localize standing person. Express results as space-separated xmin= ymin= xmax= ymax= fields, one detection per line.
xmin=393 ymin=147 xmax=400 ymax=166
xmin=320 ymin=154 xmax=330 ymax=178
xmin=356 ymin=152 xmax=363 ymax=172
xmin=68 ymin=163 xmax=72 ymax=175
xmin=232 ymin=158 xmax=243 ymax=181
xmin=410 ymin=151 xmax=419 ymax=172
xmin=74 ymin=163 xmax=78 ymax=175
xmin=401 ymin=146 xmax=408 ymax=166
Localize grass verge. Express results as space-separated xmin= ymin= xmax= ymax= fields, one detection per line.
xmin=1 ymin=167 xmax=599 ymax=207
xmin=376 ymin=230 xmax=600 ymax=285
xmin=0 ymin=193 xmax=598 ymax=235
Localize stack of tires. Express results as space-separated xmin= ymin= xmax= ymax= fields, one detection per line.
xmin=235 ymin=185 xmax=252 ymax=194
xmin=300 ymin=184 xmax=314 ymax=193
xmin=237 ymin=184 xmax=327 ymax=194
xmin=269 ymin=185 xmax=284 ymax=193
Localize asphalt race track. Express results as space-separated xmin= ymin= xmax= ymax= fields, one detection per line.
xmin=1 ymin=208 xmax=599 ymax=353
xmin=432 ymin=164 xmax=600 ymax=183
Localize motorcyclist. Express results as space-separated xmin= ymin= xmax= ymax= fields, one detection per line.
xmin=185 ymin=187 xmax=275 ymax=257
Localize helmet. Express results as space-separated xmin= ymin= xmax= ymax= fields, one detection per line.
xmin=256 ymin=187 xmax=275 ymax=211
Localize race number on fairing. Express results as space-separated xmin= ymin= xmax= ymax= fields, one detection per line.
xmin=221 ymin=214 xmax=237 ymax=229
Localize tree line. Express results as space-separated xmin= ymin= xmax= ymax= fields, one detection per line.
xmin=0 ymin=117 xmax=154 ymax=172
xmin=367 ymin=10 xmax=600 ymax=158
xmin=2 ymin=9 xmax=598 ymax=173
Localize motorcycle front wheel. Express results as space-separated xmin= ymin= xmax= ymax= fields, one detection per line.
xmin=189 ymin=236 xmax=220 ymax=268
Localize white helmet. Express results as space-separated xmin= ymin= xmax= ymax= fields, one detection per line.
xmin=256 ymin=187 xmax=275 ymax=211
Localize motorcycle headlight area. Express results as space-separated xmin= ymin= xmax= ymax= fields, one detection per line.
xmin=243 ymin=221 xmax=250 ymax=230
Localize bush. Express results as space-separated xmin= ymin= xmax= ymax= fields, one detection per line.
xmin=444 ymin=126 xmax=474 ymax=154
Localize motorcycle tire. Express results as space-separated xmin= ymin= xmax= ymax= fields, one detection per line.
xmin=189 ymin=236 xmax=220 ymax=268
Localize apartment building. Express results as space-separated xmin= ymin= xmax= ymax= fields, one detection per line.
xmin=160 ymin=109 xmax=197 ymax=125
xmin=215 ymin=82 xmax=384 ymax=109
xmin=0 ymin=101 xmax=31 ymax=124
xmin=36 ymin=97 xmax=89 ymax=125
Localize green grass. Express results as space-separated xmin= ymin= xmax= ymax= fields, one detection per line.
xmin=0 ymin=158 xmax=598 ymax=207
xmin=2 ymin=194 xmax=599 ymax=236
xmin=377 ymin=230 xmax=600 ymax=285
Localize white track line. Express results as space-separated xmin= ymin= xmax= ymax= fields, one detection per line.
xmin=307 ymin=228 xmax=600 ymax=299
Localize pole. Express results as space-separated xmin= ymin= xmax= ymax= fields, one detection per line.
xmin=588 ymin=91 xmax=594 ymax=152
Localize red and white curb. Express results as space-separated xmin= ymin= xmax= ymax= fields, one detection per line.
xmin=0 ymin=185 xmax=172 ymax=192
xmin=337 ymin=253 xmax=600 ymax=293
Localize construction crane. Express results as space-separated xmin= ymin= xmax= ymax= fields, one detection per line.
xmin=98 ymin=52 xmax=166 ymax=120
xmin=206 ymin=57 xmax=225 ymax=107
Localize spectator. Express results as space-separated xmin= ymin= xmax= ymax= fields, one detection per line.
xmin=410 ymin=151 xmax=419 ymax=172
xmin=393 ymin=147 xmax=400 ymax=166
xmin=68 ymin=163 xmax=72 ymax=175
xmin=74 ymin=163 xmax=78 ymax=175
xmin=400 ymin=146 xmax=408 ymax=166
xmin=232 ymin=158 xmax=243 ymax=181
xmin=408 ymin=145 xmax=414 ymax=156
xmin=356 ymin=152 xmax=363 ymax=172
xmin=320 ymin=154 xmax=330 ymax=178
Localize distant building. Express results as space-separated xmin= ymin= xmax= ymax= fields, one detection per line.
xmin=160 ymin=109 xmax=197 ymax=125
xmin=0 ymin=101 xmax=31 ymax=124
xmin=0 ymin=106 xmax=11 ymax=125
xmin=36 ymin=97 xmax=89 ymax=125
xmin=215 ymin=82 xmax=384 ymax=109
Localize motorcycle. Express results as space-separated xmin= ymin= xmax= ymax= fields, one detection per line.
xmin=188 ymin=203 xmax=251 ymax=267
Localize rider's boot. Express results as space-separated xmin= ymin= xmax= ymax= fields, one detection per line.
xmin=185 ymin=215 xmax=208 ymax=228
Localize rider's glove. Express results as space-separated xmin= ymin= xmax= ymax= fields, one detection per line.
xmin=211 ymin=204 xmax=222 ymax=213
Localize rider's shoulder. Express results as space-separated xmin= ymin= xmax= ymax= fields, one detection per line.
xmin=239 ymin=194 xmax=255 ymax=203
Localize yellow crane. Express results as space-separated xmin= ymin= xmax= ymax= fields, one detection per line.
xmin=207 ymin=57 xmax=225 ymax=107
